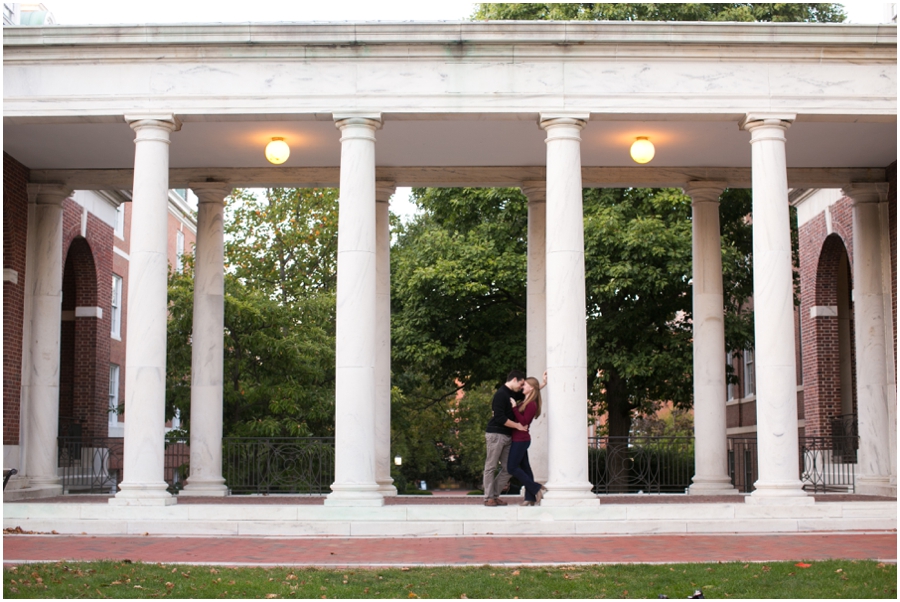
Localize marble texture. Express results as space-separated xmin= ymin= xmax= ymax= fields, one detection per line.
xmin=326 ymin=115 xmax=384 ymax=507
xmin=522 ymin=181 xmax=549 ymax=484
xmin=111 ymin=116 xmax=180 ymax=506
xmin=374 ymin=182 xmax=397 ymax=496
xmin=846 ymin=184 xmax=895 ymax=496
xmin=180 ymin=184 xmax=231 ymax=497
xmin=740 ymin=115 xmax=807 ymax=500
xmin=540 ymin=115 xmax=597 ymax=507
xmin=684 ymin=182 xmax=739 ymax=495
xmin=22 ymin=184 xmax=70 ymax=495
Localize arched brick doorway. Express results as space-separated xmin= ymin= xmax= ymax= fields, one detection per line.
xmin=59 ymin=237 xmax=108 ymax=441
xmin=803 ymin=233 xmax=857 ymax=440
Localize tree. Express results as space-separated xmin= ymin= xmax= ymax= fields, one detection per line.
xmin=166 ymin=188 xmax=340 ymax=438
xmin=473 ymin=3 xmax=845 ymax=23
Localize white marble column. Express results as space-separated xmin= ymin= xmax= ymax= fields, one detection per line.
xmin=684 ymin=181 xmax=740 ymax=495
xmin=325 ymin=114 xmax=384 ymax=506
xmin=739 ymin=114 xmax=810 ymax=504
xmin=180 ymin=183 xmax=231 ymax=497
xmin=539 ymin=114 xmax=598 ymax=507
xmin=111 ymin=114 xmax=180 ymax=506
xmin=22 ymin=184 xmax=71 ymax=495
xmin=845 ymin=183 xmax=895 ymax=497
xmin=522 ymin=181 xmax=549 ymax=485
xmin=374 ymin=181 xmax=397 ymax=496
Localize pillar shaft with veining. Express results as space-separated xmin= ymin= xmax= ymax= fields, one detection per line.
xmin=375 ymin=181 xmax=397 ymax=496
xmin=23 ymin=184 xmax=71 ymax=492
xmin=112 ymin=115 xmax=180 ymax=506
xmin=845 ymin=183 xmax=894 ymax=495
xmin=181 ymin=184 xmax=231 ymax=497
xmin=326 ymin=115 xmax=384 ymax=506
xmin=685 ymin=181 xmax=739 ymax=495
xmin=522 ymin=181 xmax=548 ymax=484
xmin=539 ymin=115 xmax=598 ymax=506
xmin=740 ymin=114 xmax=807 ymax=501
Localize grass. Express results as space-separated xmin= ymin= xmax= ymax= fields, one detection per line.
xmin=3 ymin=560 xmax=896 ymax=598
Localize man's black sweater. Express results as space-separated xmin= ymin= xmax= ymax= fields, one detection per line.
xmin=485 ymin=384 xmax=525 ymax=436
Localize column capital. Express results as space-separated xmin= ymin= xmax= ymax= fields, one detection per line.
xmin=334 ymin=113 xmax=383 ymax=131
xmin=739 ymin=113 xmax=795 ymax=133
xmin=124 ymin=114 xmax=182 ymax=132
xmin=375 ymin=181 xmax=396 ymax=204
xmin=521 ymin=180 xmax=546 ymax=203
xmin=27 ymin=183 xmax=73 ymax=205
xmin=683 ymin=180 xmax=727 ymax=205
xmin=539 ymin=113 xmax=589 ymax=133
xmin=842 ymin=182 xmax=889 ymax=205
xmin=189 ymin=182 xmax=233 ymax=205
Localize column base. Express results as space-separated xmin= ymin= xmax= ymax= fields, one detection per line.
xmin=855 ymin=475 xmax=896 ymax=498
xmin=325 ymin=484 xmax=385 ymax=507
xmin=179 ymin=479 xmax=229 ymax=497
xmin=539 ymin=482 xmax=599 ymax=507
xmin=110 ymin=482 xmax=176 ymax=506
xmin=376 ymin=479 xmax=398 ymax=497
xmin=3 ymin=480 xmax=62 ymax=502
xmin=688 ymin=476 xmax=741 ymax=495
xmin=745 ymin=480 xmax=813 ymax=505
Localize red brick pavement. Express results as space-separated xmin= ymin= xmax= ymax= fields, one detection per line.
xmin=3 ymin=533 xmax=896 ymax=567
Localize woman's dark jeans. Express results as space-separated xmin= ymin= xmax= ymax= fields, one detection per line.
xmin=507 ymin=440 xmax=541 ymax=501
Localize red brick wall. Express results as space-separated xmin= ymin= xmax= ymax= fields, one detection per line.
xmin=798 ymin=195 xmax=858 ymax=438
xmin=3 ymin=153 xmax=29 ymax=446
xmin=59 ymin=198 xmax=114 ymax=440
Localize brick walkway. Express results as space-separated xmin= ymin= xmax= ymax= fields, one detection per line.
xmin=3 ymin=533 xmax=896 ymax=567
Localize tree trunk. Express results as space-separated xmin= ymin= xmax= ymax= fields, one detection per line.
xmin=605 ymin=368 xmax=632 ymax=493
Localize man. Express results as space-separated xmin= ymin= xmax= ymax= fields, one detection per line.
xmin=483 ymin=370 xmax=528 ymax=506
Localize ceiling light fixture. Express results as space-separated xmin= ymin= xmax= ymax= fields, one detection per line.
xmin=630 ymin=136 xmax=655 ymax=164
xmin=265 ymin=137 xmax=290 ymax=165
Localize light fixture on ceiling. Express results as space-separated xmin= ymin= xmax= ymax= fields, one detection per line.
xmin=630 ymin=136 xmax=655 ymax=164
xmin=265 ymin=137 xmax=290 ymax=165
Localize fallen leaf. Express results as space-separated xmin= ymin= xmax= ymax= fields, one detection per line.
xmin=401 ymin=567 xmax=410 ymax=571
xmin=511 ymin=570 xmax=520 ymax=576
xmin=835 ymin=569 xmax=843 ymax=573
xmin=795 ymin=563 xmax=811 ymax=569
xmin=134 ymin=585 xmax=143 ymax=589
xmin=408 ymin=593 xmax=419 ymax=599
xmin=266 ymin=595 xmax=278 ymax=599
xmin=166 ymin=582 xmax=174 ymax=589
xmin=460 ymin=595 xmax=468 ymax=599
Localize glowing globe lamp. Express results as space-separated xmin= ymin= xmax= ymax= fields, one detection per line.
xmin=265 ymin=137 xmax=290 ymax=165
xmin=630 ymin=137 xmax=655 ymax=164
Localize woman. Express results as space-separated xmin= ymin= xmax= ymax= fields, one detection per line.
xmin=507 ymin=375 xmax=547 ymax=506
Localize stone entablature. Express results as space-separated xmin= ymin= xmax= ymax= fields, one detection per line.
xmin=3 ymin=22 xmax=896 ymax=121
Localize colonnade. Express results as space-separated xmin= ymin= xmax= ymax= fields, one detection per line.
xmin=15 ymin=111 xmax=896 ymax=505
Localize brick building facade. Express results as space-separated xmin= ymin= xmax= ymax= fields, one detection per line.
xmin=2 ymin=149 xmax=196 ymax=485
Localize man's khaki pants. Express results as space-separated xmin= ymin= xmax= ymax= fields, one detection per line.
xmin=483 ymin=432 xmax=512 ymax=499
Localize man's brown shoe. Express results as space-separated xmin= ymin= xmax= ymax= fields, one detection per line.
xmin=484 ymin=498 xmax=499 ymax=506
xmin=493 ymin=497 xmax=508 ymax=506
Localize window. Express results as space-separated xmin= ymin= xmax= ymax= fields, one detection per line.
xmin=114 ymin=204 xmax=125 ymax=239
xmin=725 ymin=351 xmax=734 ymax=401
xmin=176 ymin=230 xmax=185 ymax=272
xmin=742 ymin=348 xmax=756 ymax=397
xmin=111 ymin=274 xmax=123 ymax=339
xmin=108 ymin=364 xmax=120 ymax=426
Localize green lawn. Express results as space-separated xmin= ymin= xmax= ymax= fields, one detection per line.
xmin=3 ymin=560 xmax=895 ymax=598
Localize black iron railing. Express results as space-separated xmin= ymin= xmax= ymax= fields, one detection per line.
xmin=588 ymin=435 xmax=695 ymax=494
xmin=727 ymin=436 xmax=857 ymax=494
xmin=57 ymin=436 xmax=335 ymax=495
xmin=222 ymin=437 xmax=335 ymax=494
xmin=57 ymin=437 xmax=123 ymax=494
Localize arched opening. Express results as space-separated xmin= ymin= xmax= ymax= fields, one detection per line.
xmin=58 ymin=237 xmax=103 ymax=441
xmin=813 ymin=234 xmax=857 ymax=441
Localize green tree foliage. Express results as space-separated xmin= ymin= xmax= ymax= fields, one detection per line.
xmin=166 ymin=188 xmax=339 ymax=437
xmin=473 ymin=3 xmax=846 ymax=23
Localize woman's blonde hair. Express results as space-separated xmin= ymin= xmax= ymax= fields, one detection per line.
xmin=518 ymin=376 xmax=542 ymax=420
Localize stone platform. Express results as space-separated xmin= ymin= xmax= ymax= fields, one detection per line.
xmin=3 ymin=494 xmax=895 ymax=538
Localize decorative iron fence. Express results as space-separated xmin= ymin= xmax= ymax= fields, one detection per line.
xmin=58 ymin=436 xmax=123 ymax=494
xmin=588 ymin=435 xmax=695 ymax=494
xmin=58 ymin=436 xmax=335 ymax=495
xmin=222 ymin=437 xmax=335 ymax=494
xmin=728 ymin=436 xmax=857 ymax=494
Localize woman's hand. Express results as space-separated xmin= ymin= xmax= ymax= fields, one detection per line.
xmin=515 ymin=422 xmax=528 ymax=432
xmin=541 ymin=370 xmax=548 ymax=388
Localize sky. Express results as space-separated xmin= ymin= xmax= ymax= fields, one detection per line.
xmin=43 ymin=1 xmax=894 ymax=221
